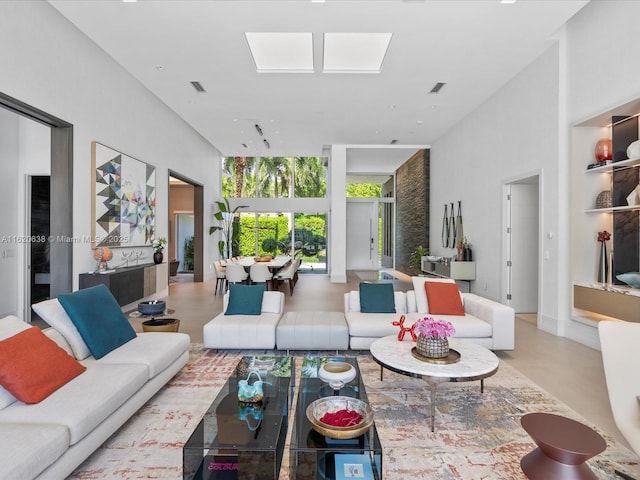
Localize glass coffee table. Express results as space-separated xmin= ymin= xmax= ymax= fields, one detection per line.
xmin=289 ymin=356 xmax=383 ymax=480
xmin=183 ymin=356 xmax=293 ymax=480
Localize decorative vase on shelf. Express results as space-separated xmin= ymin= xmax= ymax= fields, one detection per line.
xmin=595 ymin=138 xmax=612 ymax=162
xmin=596 ymin=230 xmax=611 ymax=284
xmin=153 ymin=252 xmax=164 ymax=265
xmin=416 ymin=335 xmax=449 ymax=359
xmin=597 ymin=241 xmax=608 ymax=284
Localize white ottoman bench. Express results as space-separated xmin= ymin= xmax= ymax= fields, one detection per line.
xmin=276 ymin=311 xmax=349 ymax=353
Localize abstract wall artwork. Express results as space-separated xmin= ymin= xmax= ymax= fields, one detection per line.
xmin=91 ymin=141 xmax=156 ymax=248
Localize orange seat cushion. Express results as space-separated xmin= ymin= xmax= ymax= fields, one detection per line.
xmin=0 ymin=327 xmax=86 ymax=404
xmin=424 ymin=281 xmax=465 ymax=316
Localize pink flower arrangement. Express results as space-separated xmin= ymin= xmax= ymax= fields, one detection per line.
xmin=413 ymin=317 xmax=455 ymax=339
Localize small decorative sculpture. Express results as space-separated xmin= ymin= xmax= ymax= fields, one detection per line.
xmin=392 ymin=315 xmax=417 ymax=342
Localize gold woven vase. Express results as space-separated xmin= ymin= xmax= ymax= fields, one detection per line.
xmin=416 ymin=335 xmax=449 ymax=358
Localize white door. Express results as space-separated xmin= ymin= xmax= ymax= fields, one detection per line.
xmin=346 ymin=200 xmax=377 ymax=270
xmin=506 ymin=180 xmax=539 ymax=313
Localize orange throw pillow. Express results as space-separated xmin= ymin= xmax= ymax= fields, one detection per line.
xmin=0 ymin=327 xmax=86 ymax=404
xmin=424 ymin=281 xmax=465 ymax=315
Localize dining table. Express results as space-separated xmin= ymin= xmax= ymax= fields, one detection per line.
xmin=235 ymin=255 xmax=292 ymax=274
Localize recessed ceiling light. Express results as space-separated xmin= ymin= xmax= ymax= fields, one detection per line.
xmin=416 ymin=120 xmax=424 ymax=125
xmin=429 ymin=82 xmax=446 ymax=94
xmin=245 ymin=32 xmax=313 ymax=73
xmin=155 ymin=66 xmax=164 ymax=71
xmin=501 ymin=0 xmax=516 ymax=4
xmin=190 ymin=81 xmax=206 ymax=93
xmin=323 ymin=33 xmax=392 ymax=73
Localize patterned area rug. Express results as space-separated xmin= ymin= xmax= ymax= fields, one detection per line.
xmin=69 ymin=345 xmax=640 ymax=479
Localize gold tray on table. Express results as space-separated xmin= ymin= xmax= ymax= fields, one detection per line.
xmin=411 ymin=347 xmax=461 ymax=364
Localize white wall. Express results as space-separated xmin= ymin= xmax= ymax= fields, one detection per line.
xmin=0 ymin=109 xmax=20 ymax=317
xmin=564 ymin=0 xmax=640 ymax=346
xmin=0 ymin=2 xmax=221 ymax=318
xmin=431 ymin=45 xmax=562 ymax=333
xmin=566 ymin=1 xmax=640 ymax=125
xmin=432 ymin=0 xmax=640 ymax=348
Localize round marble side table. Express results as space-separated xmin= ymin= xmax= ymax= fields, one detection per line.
xmin=520 ymin=412 xmax=606 ymax=480
xmin=370 ymin=335 xmax=499 ymax=432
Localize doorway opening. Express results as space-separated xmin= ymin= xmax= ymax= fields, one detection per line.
xmin=175 ymin=213 xmax=195 ymax=275
xmin=503 ymin=172 xmax=541 ymax=318
xmin=169 ymin=172 xmax=203 ymax=283
xmin=0 ymin=92 xmax=73 ymax=323
xmin=28 ymin=176 xmax=50 ymax=310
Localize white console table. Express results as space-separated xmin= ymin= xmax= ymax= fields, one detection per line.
xmin=421 ymin=258 xmax=476 ymax=292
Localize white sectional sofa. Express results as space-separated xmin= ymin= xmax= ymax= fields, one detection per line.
xmin=204 ymin=290 xmax=285 ymax=349
xmin=0 ymin=302 xmax=189 ymax=479
xmin=343 ymin=290 xmax=408 ymax=350
xmin=344 ymin=277 xmax=515 ymax=351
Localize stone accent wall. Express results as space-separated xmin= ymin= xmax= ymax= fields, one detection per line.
xmin=395 ymin=149 xmax=430 ymax=275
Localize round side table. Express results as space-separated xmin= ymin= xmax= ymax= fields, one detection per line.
xmin=141 ymin=318 xmax=180 ymax=332
xmin=520 ymin=412 xmax=606 ymax=480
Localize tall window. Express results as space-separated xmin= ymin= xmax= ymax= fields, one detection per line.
xmin=294 ymin=156 xmax=327 ymax=198
xmin=258 ymin=157 xmax=292 ymax=198
xmin=222 ymin=156 xmax=255 ymax=198
xmin=346 ymin=183 xmax=382 ymax=197
xmin=222 ymin=156 xmax=326 ymax=198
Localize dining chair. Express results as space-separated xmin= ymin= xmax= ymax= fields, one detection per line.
xmin=276 ymin=259 xmax=300 ymax=295
xmin=224 ymin=261 xmax=248 ymax=286
xmin=249 ymin=263 xmax=273 ymax=290
xmin=213 ymin=261 xmax=227 ymax=295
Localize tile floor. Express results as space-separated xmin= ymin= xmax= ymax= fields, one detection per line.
xmin=133 ymin=269 xmax=630 ymax=451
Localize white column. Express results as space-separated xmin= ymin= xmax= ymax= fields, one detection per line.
xmin=329 ymin=145 xmax=347 ymax=283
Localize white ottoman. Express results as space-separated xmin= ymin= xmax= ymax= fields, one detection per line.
xmin=276 ymin=311 xmax=349 ymax=352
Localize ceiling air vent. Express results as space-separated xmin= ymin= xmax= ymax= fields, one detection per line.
xmin=190 ymin=81 xmax=206 ymax=93
xmin=429 ymin=82 xmax=446 ymax=94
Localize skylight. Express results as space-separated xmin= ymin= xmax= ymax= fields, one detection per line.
xmin=323 ymin=33 xmax=392 ymax=73
xmin=245 ymin=32 xmax=314 ymax=73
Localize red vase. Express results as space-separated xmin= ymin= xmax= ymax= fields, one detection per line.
xmin=595 ymin=138 xmax=612 ymax=161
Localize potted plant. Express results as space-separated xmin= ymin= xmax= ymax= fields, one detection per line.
xmin=183 ymin=236 xmax=194 ymax=271
xmin=152 ymin=237 xmax=167 ymax=264
xmin=409 ymin=245 xmax=429 ymax=274
xmin=209 ymin=198 xmax=247 ymax=259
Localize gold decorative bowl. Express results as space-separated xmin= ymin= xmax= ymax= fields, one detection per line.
xmin=306 ymin=396 xmax=374 ymax=439
xmin=253 ymin=256 xmax=272 ymax=262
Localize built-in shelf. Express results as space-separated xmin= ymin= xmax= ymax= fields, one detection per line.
xmin=585 ymin=205 xmax=640 ymax=213
xmin=573 ymin=282 xmax=640 ymax=323
xmin=585 ymin=156 xmax=640 ymax=173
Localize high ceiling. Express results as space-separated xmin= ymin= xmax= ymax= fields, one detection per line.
xmin=49 ymin=0 xmax=588 ymax=173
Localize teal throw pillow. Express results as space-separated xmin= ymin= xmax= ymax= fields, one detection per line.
xmin=58 ymin=284 xmax=136 ymax=359
xmin=359 ymin=282 xmax=395 ymax=313
xmin=225 ymin=284 xmax=265 ymax=315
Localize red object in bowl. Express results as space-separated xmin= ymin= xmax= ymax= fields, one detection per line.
xmin=595 ymin=138 xmax=612 ymax=161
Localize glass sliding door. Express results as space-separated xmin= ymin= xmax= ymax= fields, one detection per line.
xmin=293 ymin=213 xmax=327 ymax=273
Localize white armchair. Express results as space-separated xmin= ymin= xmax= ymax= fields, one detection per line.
xmin=598 ymin=320 xmax=640 ymax=456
